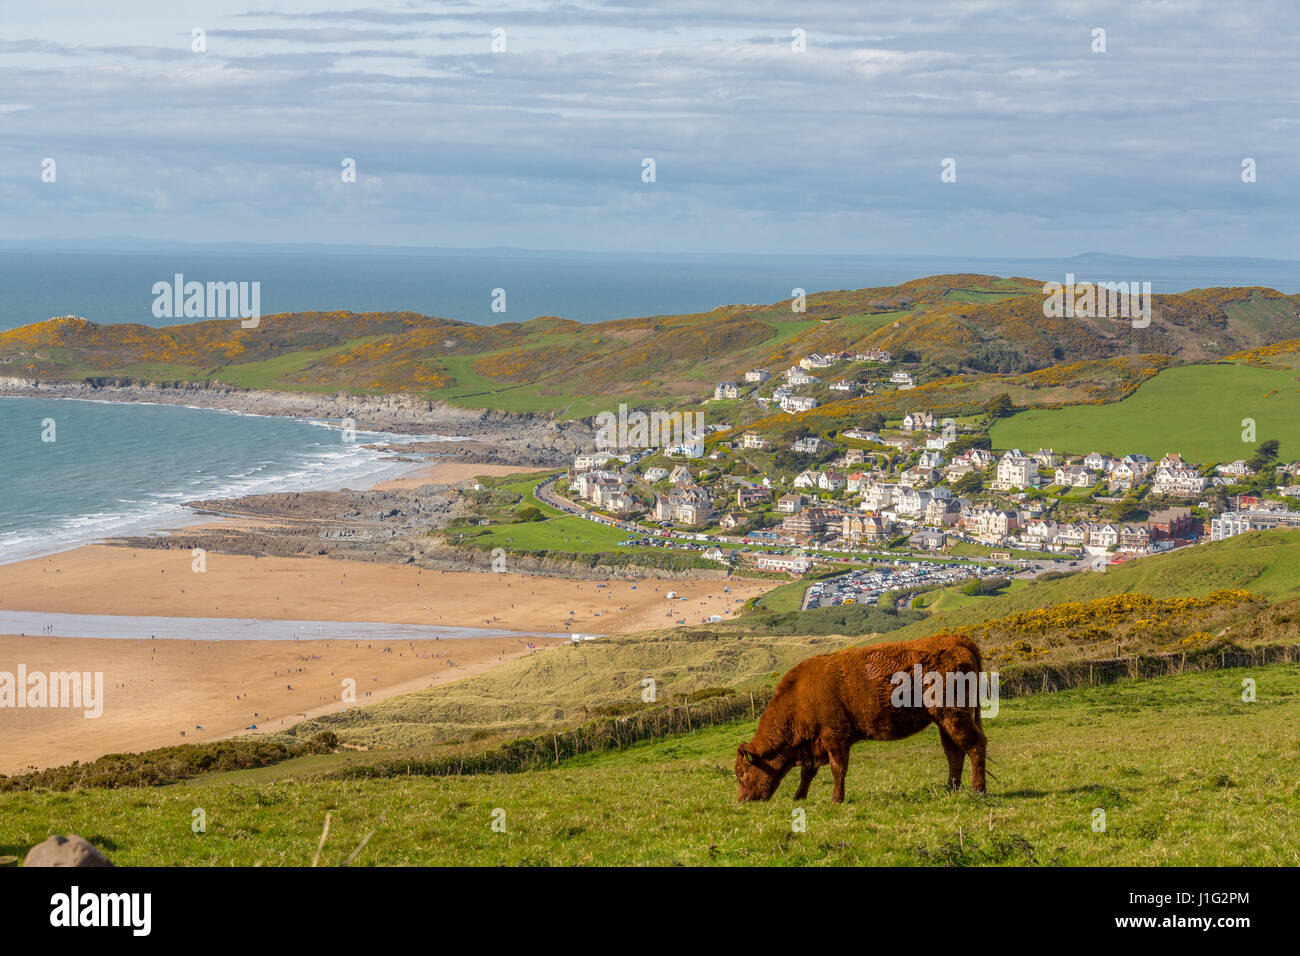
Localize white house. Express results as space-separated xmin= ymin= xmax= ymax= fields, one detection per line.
xmin=902 ymin=411 xmax=935 ymax=432
xmin=1152 ymin=466 xmax=1208 ymax=497
xmin=776 ymin=493 xmax=805 ymax=514
xmin=1023 ymin=519 xmax=1060 ymax=548
xmin=860 ymin=483 xmax=896 ymax=512
xmin=994 ymin=450 xmax=1039 ymax=490
xmin=665 ymin=439 xmax=704 ymax=458
xmin=1210 ymin=512 xmax=1252 ymax=540
xmin=755 ymin=553 xmax=816 ymax=574
xmin=817 ymin=470 xmax=846 ymax=492
xmin=1054 ymin=464 xmax=1095 ymax=488
xmin=1088 ymin=523 xmax=1120 ymax=549
xmin=643 ymin=467 xmax=669 ymax=482
xmin=792 ymin=470 xmax=820 ymax=489
xmin=893 ymin=487 xmax=939 ymax=517
xmin=792 ymin=435 xmax=824 ymax=454
xmin=743 ymin=369 xmax=771 ymax=384
xmin=1216 ymin=460 xmax=1255 ymax=478
xmin=572 ymin=454 xmax=610 ymax=473
xmin=780 ymin=395 xmax=819 ymax=413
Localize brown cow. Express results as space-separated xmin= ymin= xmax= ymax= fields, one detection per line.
xmin=735 ymin=633 xmax=988 ymax=802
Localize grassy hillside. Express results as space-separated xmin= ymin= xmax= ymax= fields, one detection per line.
xmin=272 ymin=530 xmax=1300 ymax=752
xmin=990 ymin=361 xmax=1300 ymax=459
xmin=278 ymin=630 xmax=867 ymax=750
xmin=5 ymin=664 xmax=1297 ymax=865
xmin=4 ymin=278 xmax=1298 ymax=422
xmin=889 ymin=529 xmax=1300 ymax=642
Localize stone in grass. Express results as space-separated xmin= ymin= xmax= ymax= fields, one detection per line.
xmin=23 ymin=835 xmax=113 ymax=867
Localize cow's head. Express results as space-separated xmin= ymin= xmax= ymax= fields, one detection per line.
xmin=736 ymin=743 xmax=782 ymax=801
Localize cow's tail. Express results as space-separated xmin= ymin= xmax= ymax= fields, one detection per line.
xmin=969 ymin=639 xmax=985 ymax=726
xmin=969 ymin=640 xmax=998 ymax=781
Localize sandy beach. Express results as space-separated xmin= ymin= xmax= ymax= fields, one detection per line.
xmin=0 ymin=634 xmax=551 ymax=775
xmin=0 ymin=545 xmax=770 ymax=773
xmin=0 ymin=546 xmax=766 ymax=634
xmin=371 ymin=461 xmax=547 ymax=491
xmin=0 ymin=458 xmax=773 ymax=775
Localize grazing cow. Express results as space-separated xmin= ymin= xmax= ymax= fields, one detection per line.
xmin=736 ymin=633 xmax=987 ymax=802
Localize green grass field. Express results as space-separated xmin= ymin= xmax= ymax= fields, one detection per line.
xmin=4 ymin=665 xmax=1296 ymax=866
xmin=990 ymin=362 xmax=1300 ymax=460
xmin=462 ymin=515 xmax=635 ymax=554
xmin=910 ymin=579 xmax=1034 ymax=613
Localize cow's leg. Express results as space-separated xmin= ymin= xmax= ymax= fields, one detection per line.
xmin=793 ymin=763 xmax=818 ymax=800
xmin=827 ymin=745 xmax=850 ymax=803
xmin=937 ymin=711 xmax=987 ymax=794
xmin=969 ymin=732 xmax=987 ymax=795
xmin=939 ymin=728 xmax=965 ymax=791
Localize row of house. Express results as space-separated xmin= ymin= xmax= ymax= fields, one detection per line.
xmin=572 ymin=469 xmax=639 ymax=515
xmin=653 ymin=476 xmax=714 ymax=526
xmin=1050 ymin=451 xmax=1212 ymax=496
xmin=1017 ymin=507 xmax=1194 ymax=552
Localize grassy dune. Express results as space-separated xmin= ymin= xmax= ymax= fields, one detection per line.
xmin=4 ymin=665 xmax=1297 ymax=866
xmin=278 ymin=631 xmax=864 ymax=750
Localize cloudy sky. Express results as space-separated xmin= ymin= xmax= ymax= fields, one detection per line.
xmin=1 ymin=1 xmax=1297 ymax=257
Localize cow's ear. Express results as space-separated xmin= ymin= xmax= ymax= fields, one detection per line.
xmin=738 ymin=744 xmax=756 ymax=763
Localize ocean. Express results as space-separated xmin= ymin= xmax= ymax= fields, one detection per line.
xmin=0 ymin=396 xmax=441 ymax=564
xmin=1 ymin=245 xmax=1296 ymax=563
xmin=1 ymin=247 xmax=1297 ymax=331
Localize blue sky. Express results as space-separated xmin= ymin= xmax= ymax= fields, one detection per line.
xmin=1 ymin=1 xmax=1297 ymax=258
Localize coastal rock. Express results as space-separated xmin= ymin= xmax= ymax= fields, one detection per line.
xmin=24 ymin=835 xmax=114 ymax=867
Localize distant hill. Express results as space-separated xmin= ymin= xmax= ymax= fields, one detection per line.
xmin=2 ymin=274 xmax=1298 ymax=420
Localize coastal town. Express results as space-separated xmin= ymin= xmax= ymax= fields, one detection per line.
xmin=550 ymin=347 xmax=1300 ymax=598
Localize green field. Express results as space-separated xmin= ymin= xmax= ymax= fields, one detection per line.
xmin=462 ymin=515 xmax=635 ymax=554
xmin=990 ymin=362 xmax=1300 ymax=461
xmin=4 ymin=665 xmax=1297 ymax=865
